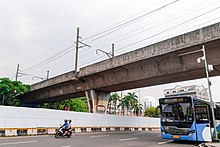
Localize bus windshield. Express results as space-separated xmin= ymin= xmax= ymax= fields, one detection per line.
xmin=160 ymin=97 xmax=193 ymax=123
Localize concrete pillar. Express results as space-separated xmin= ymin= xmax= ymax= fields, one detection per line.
xmin=85 ymin=90 xmax=110 ymax=113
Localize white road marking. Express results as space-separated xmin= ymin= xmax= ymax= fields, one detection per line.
xmin=61 ymin=145 xmax=71 ymax=147
xmin=89 ymin=135 xmax=109 ymax=138
xmin=0 ymin=141 xmax=37 ymax=146
xmin=0 ymin=135 xmax=49 ymax=140
xmin=158 ymin=140 xmax=172 ymax=145
xmin=119 ymin=137 xmax=138 ymax=141
xmin=133 ymin=132 xmax=146 ymax=135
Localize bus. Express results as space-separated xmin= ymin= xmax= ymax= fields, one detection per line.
xmin=159 ymin=86 xmax=220 ymax=142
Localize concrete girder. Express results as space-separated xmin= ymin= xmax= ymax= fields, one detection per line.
xmin=18 ymin=22 xmax=220 ymax=105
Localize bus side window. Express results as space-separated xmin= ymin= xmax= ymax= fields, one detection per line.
xmin=195 ymin=106 xmax=209 ymax=124
xmin=214 ymin=107 xmax=220 ymax=120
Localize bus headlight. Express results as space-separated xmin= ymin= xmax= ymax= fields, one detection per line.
xmin=188 ymin=130 xmax=195 ymax=134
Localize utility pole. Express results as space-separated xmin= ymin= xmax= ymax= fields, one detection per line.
xmin=15 ymin=64 xmax=29 ymax=81
xmin=112 ymin=44 xmax=115 ymax=58
xmin=201 ymin=45 xmax=218 ymax=140
xmin=46 ymin=70 xmax=50 ymax=80
xmin=179 ymin=45 xmax=218 ymax=141
xmin=15 ymin=64 xmax=20 ymax=81
xmin=75 ymin=27 xmax=80 ymax=76
xmin=74 ymin=27 xmax=91 ymax=77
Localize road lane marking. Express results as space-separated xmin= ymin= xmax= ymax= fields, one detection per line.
xmin=133 ymin=132 xmax=146 ymax=135
xmin=61 ymin=145 xmax=71 ymax=147
xmin=158 ymin=140 xmax=172 ymax=145
xmin=119 ymin=137 xmax=138 ymax=141
xmin=89 ymin=135 xmax=109 ymax=138
xmin=0 ymin=141 xmax=37 ymax=146
xmin=0 ymin=135 xmax=49 ymax=139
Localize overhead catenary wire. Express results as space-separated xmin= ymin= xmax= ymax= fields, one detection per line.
xmin=78 ymin=0 xmax=215 ymax=59
xmin=22 ymin=45 xmax=75 ymax=73
xmin=83 ymin=0 xmax=179 ymax=42
xmin=46 ymin=3 xmax=220 ymax=73
xmin=78 ymin=7 xmax=220 ymax=68
xmin=90 ymin=0 xmax=219 ymax=50
xmin=20 ymin=0 xmax=220 ymax=80
xmin=18 ymin=0 xmax=187 ymax=75
xmin=117 ymin=6 xmax=220 ymax=52
xmin=82 ymin=0 xmax=137 ymax=31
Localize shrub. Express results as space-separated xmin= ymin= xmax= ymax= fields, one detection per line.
xmin=217 ymin=131 xmax=220 ymax=139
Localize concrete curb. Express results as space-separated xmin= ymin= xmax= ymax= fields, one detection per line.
xmin=0 ymin=127 xmax=160 ymax=137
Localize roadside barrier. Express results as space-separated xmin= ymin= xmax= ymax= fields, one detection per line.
xmin=0 ymin=105 xmax=160 ymax=137
xmin=0 ymin=126 xmax=160 ymax=137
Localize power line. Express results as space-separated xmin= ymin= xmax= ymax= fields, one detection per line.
xmin=78 ymin=7 xmax=220 ymax=68
xmin=22 ymin=1 xmax=220 ymax=77
xmin=22 ymin=45 xmax=74 ymax=73
xmin=82 ymin=0 xmax=137 ymax=31
xmin=116 ymin=6 xmax=220 ymax=53
xmin=78 ymin=1 xmax=215 ymax=52
xmin=83 ymin=0 xmax=179 ymax=42
xmin=29 ymin=0 xmax=179 ymax=71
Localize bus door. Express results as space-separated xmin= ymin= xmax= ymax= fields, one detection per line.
xmin=194 ymin=105 xmax=212 ymax=141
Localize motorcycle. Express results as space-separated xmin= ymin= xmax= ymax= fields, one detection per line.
xmin=55 ymin=126 xmax=72 ymax=138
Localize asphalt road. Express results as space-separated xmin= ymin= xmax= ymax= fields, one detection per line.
xmin=0 ymin=131 xmax=198 ymax=147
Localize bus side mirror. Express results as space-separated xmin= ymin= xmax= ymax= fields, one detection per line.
xmin=155 ymin=106 xmax=161 ymax=117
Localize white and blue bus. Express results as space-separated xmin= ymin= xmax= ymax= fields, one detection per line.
xmin=159 ymin=95 xmax=220 ymax=142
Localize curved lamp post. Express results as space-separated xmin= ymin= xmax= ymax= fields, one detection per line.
xmin=198 ymin=45 xmax=217 ymax=140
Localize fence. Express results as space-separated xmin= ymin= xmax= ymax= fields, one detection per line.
xmin=0 ymin=105 xmax=160 ymax=136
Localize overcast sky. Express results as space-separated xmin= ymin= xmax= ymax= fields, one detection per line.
xmin=1 ymin=0 xmax=220 ymax=101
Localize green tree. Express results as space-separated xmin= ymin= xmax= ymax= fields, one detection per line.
xmin=41 ymin=97 xmax=88 ymax=112
xmin=145 ymin=107 xmax=160 ymax=117
xmin=132 ymin=103 xmax=143 ymax=116
xmin=108 ymin=93 xmax=120 ymax=114
xmin=118 ymin=97 xmax=126 ymax=115
xmin=70 ymin=97 xmax=88 ymax=112
xmin=118 ymin=92 xmax=139 ymax=115
xmin=0 ymin=78 xmax=30 ymax=106
xmin=126 ymin=92 xmax=138 ymax=115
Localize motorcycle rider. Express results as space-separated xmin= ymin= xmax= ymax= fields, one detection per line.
xmin=61 ymin=119 xmax=69 ymax=135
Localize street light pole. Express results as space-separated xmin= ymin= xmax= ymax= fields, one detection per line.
xmin=201 ymin=45 xmax=218 ymax=140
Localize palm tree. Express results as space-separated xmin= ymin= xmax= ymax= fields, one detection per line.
xmin=120 ymin=92 xmax=137 ymax=115
xmin=132 ymin=103 xmax=143 ymax=116
xmin=127 ymin=92 xmax=138 ymax=115
xmin=110 ymin=93 xmax=120 ymax=114
xmin=118 ymin=98 xmax=126 ymax=115
xmin=107 ymin=96 xmax=113 ymax=114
